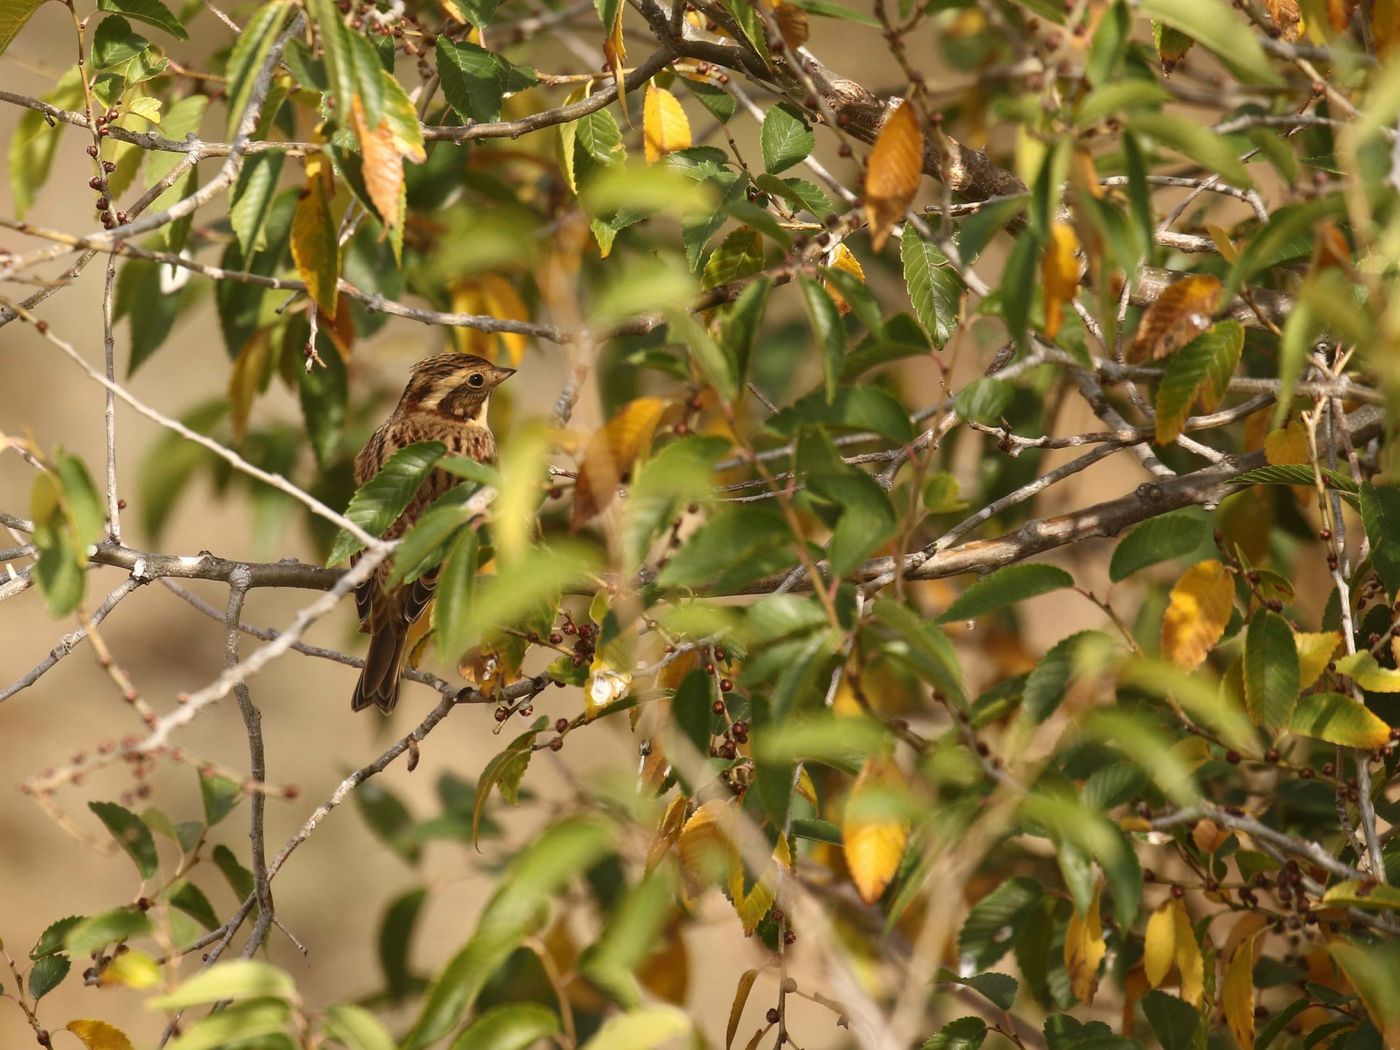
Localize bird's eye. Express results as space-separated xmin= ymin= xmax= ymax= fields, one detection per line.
xmin=468 ymin=373 xmax=485 ymax=387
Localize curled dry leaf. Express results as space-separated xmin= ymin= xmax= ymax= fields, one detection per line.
xmin=1042 ymin=222 xmax=1081 ymax=339
xmin=842 ymin=755 xmax=908 ymax=905
xmin=1264 ymin=0 xmax=1303 ymax=41
xmin=864 ymin=98 xmax=925 ymax=253
xmin=643 ymin=83 xmax=692 ymax=162
xmin=572 ymin=395 xmax=668 ymax=528
xmin=824 ymin=242 xmax=866 ymax=315
xmin=769 ymin=0 xmax=809 ymax=48
xmin=1130 ymin=273 xmax=1222 ymax=362
xmin=1161 ymin=559 xmax=1234 ymax=670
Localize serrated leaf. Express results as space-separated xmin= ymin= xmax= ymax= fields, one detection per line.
xmin=93 ymin=16 xmax=150 ymax=69
xmin=1139 ymin=0 xmax=1280 ymax=85
xmin=1063 ymin=880 xmax=1105 ymax=1003
xmin=937 ymin=564 xmax=1074 ymax=624
xmin=864 ymin=99 xmax=924 ymax=251
xmin=643 ymin=83 xmax=691 ymax=162
xmin=901 ymin=231 xmax=963 ymax=348
xmin=843 ymin=756 xmax=908 ymax=905
xmin=290 ymin=162 xmax=340 ymax=318
xmin=1154 ymin=321 xmax=1243 ymax=445
xmin=97 ymin=0 xmax=185 ymax=36
xmin=760 ymin=102 xmax=813 ymax=174
xmin=959 ymin=877 xmax=1040 ymax=969
xmin=472 ymin=719 xmax=546 ymax=847
xmin=1109 ymin=511 xmax=1209 ymax=581
xmin=1222 ymin=934 xmax=1257 ymax=1050
xmin=702 ymin=227 xmax=764 ymax=290
xmin=28 ymin=955 xmax=70 ymax=1001
xmin=0 ymin=0 xmax=46 ymax=54
xmin=437 ymin=39 xmax=506 ymax=124
xmin=1130 ymin=274 xmax=1222 ymax=363
xmin=1327 ymin=939 xmax=1400 ymax=1048
xmin=65 ymin=908 xmax=153 ymax=954
xmin=1336 ymin=650 xmax=1400 ymax=692
xmin=1294 ymin=631 xmax=1340 ymax=689
xmin=31 ymin=916 xmax=83 ymax=959
xmin=922 ymin=1017 xmax=987 ymax=1050
xmin=1161 ymin=560 xmax=1233 ymax=670
xmin=224 ymin=0 xmax=289 ymax=138
xmin=1290 ymin=692 xmax=1392 ymax=749
xmin=1360 ymin=483 xmax=1400 ymax=597
xmin=1143 ymin=901 xmax=1176 ymax=988
xmin=327 ymin=441 xmax=446 ymax=566
xmin=89 ymin=801 xmax=159 ymax=879
xmin=797 ymin=274 xmax=845 ymax=402
xmin=1023 ymin=631 xmax=1107 ymax=722
xmin=65 ymin=1019 xmax=136 ymax=1050
xmin=1243 ymin=610 xmax=1299 ymax=733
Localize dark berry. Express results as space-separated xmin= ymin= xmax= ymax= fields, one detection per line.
xmin=549 ymin=737 xmax=563 ymax=751
xmin=720 ymin=679 xmax=733 ymax=692
xmin=555 ymin=718 xmax=569 ymax=733
xmin=766 ymin=1008 xmax=780 ymax=1024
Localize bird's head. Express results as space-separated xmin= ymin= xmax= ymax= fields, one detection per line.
xmin=401 ymin=353 xmax=516 ymax=421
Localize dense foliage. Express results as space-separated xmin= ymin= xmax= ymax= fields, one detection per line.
xmin=4 ymin=0 xmax=1400 ymax=1046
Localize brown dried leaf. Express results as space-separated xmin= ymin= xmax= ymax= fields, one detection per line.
xmin=824 ymin=242 xmax=865 ymax=315
xmin=643 ymin=83 xmax=692 ymax=163
xmin=227 ymin=328 xmax=276 ymax=443
xmin=572 ymin=396 xmax=668 ymax=528
xmin=647 ymin=794 xmax=690 ymax=871
xmin=1161 ymin=559 xmax=1234 ymax=670
xmin=604 ymin=15 xmax=630 ymax=125
xmin=727 ymin=969 xmax=760 ymax=1050
xmin=772 ymin=0 xmax=809 ymax=48
xmin=1310 ymin=220 xmax=1355 ymax=276
xmin=1130 ymin=274 xmax=1222 ymax=362
xmin=1375 ymin=0 xmax=1400 ymax=51
xmin=842 ymin=756 xmax=908 ymax=905
xmin=1264 ymin=0 xmax=1303 ymax=41
xmin=1042 ymin=222 xmax=1081 ymax=340
xmin=1328 ymin=0 xmax=1359 ymax=31
xmin=1223 ymin=933 xmax=1259 ymax=1049
xmin=864 ymin=99 xmax=924 ymax=253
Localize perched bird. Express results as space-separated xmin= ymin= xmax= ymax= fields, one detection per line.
xmin=351 ymin=353 xmax=515 ymax=713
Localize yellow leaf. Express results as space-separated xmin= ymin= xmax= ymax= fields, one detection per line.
xmin=1264 ymin=423 xmax=1310 ymax=465
xmin=1295 ymin=631 xmax=1341 ymax=689
xmin=227 ymin=328 xmax=277 ymax=443
xmin=451 ymin=274 xmax=531 ymax=364
xmin=1191 ymin=817 xmax=1230 ymax=853
xmin=726 ymin=969 xmax=760 ymax=1050
xmin=770 ymin=0 xmax=809 ymax=47
xmin=1223 ymin=933 xmax=1258 ymax=1049
xmin=1207 ymin=224 xmax=1240 ymax=262
xmin=290 ymin=154 xmax=340 ymax=319
xmin=604 ymin=15 xmax=629 ymax=125
xmin=1173 ymin=899 xmax=1205 ymax=1006
xmin=351 ymin=95 xmax=405 ymax=238
xmin=1375 ymin=0 xmax=1400 ymax=53
xmin=729 ymin=836 xmax=789 ymax=934
xmin=824 ymin=242 xmax=865 ymax=315
xmin=643 ymin=83 xmax=692 ymax=163
xmin=572 ymin=396 xmax=668 ymax=528
xmin=677 ymin=800 xmax=739 ymax=901
xmin=1143 ymin=901 xmax=1177 ymax=988
xmin=66 ymin=1021 xmax=135 ymax=1050
xmin=1327 ymin=0 xmax=1358 ymax=31
xmin=647 ymin=795 xmax=690 ymax=871
xmin=1042 ymin=222 xmax=1081 ymax=339
xmin=99 ymin=949 xmax=161 ymax=989
xmin=1161 ymin=560 xmax=1234 ymax=670
xmin=636 ymin=917 xmax=689 ymax=1004
xmin=1129 ymin=274 xmax=1222 ymax=362
xmin=864 ymin=99 xmax=924 ymax=253
xmin=1064 ymin=879 xmax=1106 ymax=1003
xmin=842 ymin=756 xmax=908 ymax=905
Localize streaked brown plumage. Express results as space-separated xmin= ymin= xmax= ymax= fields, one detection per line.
xmin=351 ymin=353 xmax=515 ymax=713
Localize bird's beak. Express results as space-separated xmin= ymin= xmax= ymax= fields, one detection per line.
xmin=493 ymin=367 xmax=517 ymax=386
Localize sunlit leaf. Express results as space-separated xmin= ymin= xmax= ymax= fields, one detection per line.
xmin=843 ymin=756 xmax=909 ymax=904
xmin=1130 ymin=274 xmax=1222 ymax=363
xmin=1160 ymin=560 xmax=1233 ymax=670
xmin=864 ymin=99 xmax=924 ymax=251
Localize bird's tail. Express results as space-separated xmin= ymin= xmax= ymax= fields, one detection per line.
xmin=352 ymin=625 xmax=406 ymax=713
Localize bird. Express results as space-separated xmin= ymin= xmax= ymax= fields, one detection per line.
xmin=350 ymin=352 xmax=515 ymax=713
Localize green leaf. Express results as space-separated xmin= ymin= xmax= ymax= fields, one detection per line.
xmin=622 ymin=436 xmax=727 ymax=571
xmin=767 ymin=386 xmax=915 ymax=443
xmin=169 ymin=881 xmax=220 ymax=931
xmin=89 ymin=801 xmax=159 ymax=879
xmin=807 ymin=471 xmax=897 ymax=578
xmin=1142 ymin=990 xmax=1199 ymax=1050
xmin=1290 ymin=692 xmax=1392 ymax=750
xmin=449 ymin=1005 xmax=560 ymax=1050
xmin=31 ymin=917 xmax=83 ymax=959
xmin=93 ymin=16 xmax=150 ymax=69
xmin=307 ymin=0 xmax=383 ymax=127
xmin=657 ymin=506 xmax=796 ymax=591
xmin=437 ymin=39 xmax=507 ymax=124
xmin=1130 ymin=112 xmax=1252 ymax=189
xmin=1023 ymin=631 xmax=1109 ymax=723
xmin=96 ymin=0 xmax=185 ymax=36
xmin=166 ymin=1000 xmax=292 ymax=1050
xmin=324 ymin=1004 xmax=396 ymax=1050
xmin=901 ymin=231 xmax=964 ymax=348
xmin=684 ymin=76 xmax=735 ymax=123
xmin=937 ymin=970 xmax=1018 ymax=1011
xmin=378 ymin=887 xmax=427 ymax=1001
xmin=212 ymin=844 xmax=255 ymax=903
xmin=1137 ymin=0 xmax=1279 ymax=85
xmin=1001 ymin=230 xmax=1036 ymax=350
xmin=581 ymin=869 xmax=673 ymax=1006
xmin=873 ymin=598 xmax=965 ymax=703
xmin=958 ymin=877 xmax=1041 ymax=968
xmin=1233 ymin=463 xmax=1359 ymax=498
xmin=230 ymin=152 xmax=284 ymax=255
xmin=327 ymin=441 xmax=446 ymax=566
xmin=0 ymin=0 xmax=46 ymax=54
xmin=1360 ymin=483 xmax=1400 ymax=597
xmin=761 ymin=102 xmax=814 ymax=174
xmin=449 ymin=545 xmax=593 ymax=654
xmin=65 ymin=908 xmax=153 ymax=955
xmin=1109 ymin=510 xmax=1210 ymax=581
xmin=922 ymin=1017 xmax=988 ymax=1050
xmin=720 ymin=277 xmax=770 ymax=392
xmin=198 ymin=771 xmax=242 ymax=826
xmin=28 ymin=955 xmax=70 ymax=1001
xmin=1243 ymin=610 xmax=1299 ymax=733
xmin=702 ymin=227 xmax=764 ymax=289
xmin=298 ymin=339 xmax=347 ymax=468
xmin=577 ymin=1007 xmax=690 ymax=1050
xmin=756 ymin=714 xmax=889 ymax=765
xmin=152 ymin=960 xmax=295 ymax=1009
xmin=431 ymin=524 xmax=481 ymax=665
xmin=938 ymin=564 xmax=1074 ymax=624
xmin=224 ymin=0 xmax=289 ymax=138
xmin=797 ymin=275 xmax=845 ymax=402
xmin=355 ymin=779 xmax=421 ymax=864
xmin=472 ymin=718 xmax=547 ymax=847
xmin=953 ymin=378 xmax=1013 ymax=425
xmin=1153 ymin=321 xmax=1244 ymax=445
xmin=9 ymin=68 xmax=85 ymax=217
xmin=1224 ymin=197 xmax=1347 ymax=301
